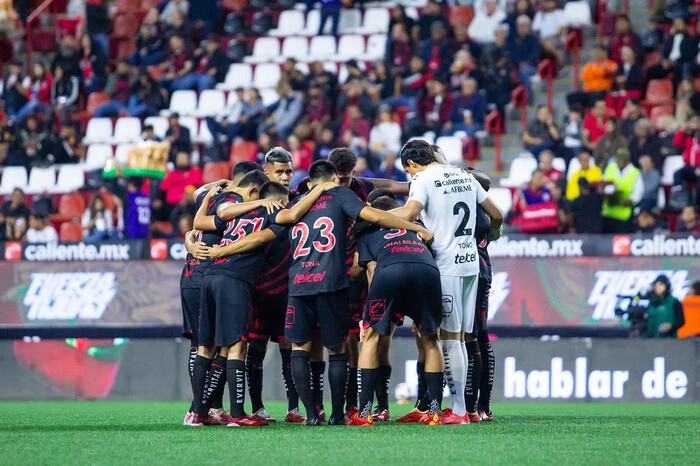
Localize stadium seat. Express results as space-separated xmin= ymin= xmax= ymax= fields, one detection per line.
xmin=566 ymin=157 xmax=581 ymax=180
xmin=110 ymin=117 xmax=142 ymax=144
xmin=657 ymin=186 xmax=666 ymax=210
xmin=500 ymin=155 xmax=538 ymax=188
xmin=260 ymin=88 xmax=280 ymax=106
xmin=323 ymin=61 xmax=338 ymax=74
xmin=195 ymin=119 xmax=214 ymax=145
xmin=489 ymin=187 xmax=513 ymax=214
xmin=335 ymin=35 xmax=364 ymax=61
xmin=216 ymin=63 xmax=253 ymax=90
xmin=59 ymin=221 xmax=83 ymax=242
xmin=449 ymin=6 xmax=474 ymax=26
xmin=355 ymin=7 xmax=389 ymax=34
xmin=300 ymin=9 xmax=321 ymax=36
xmin=230 ymin=140 xmax=257 ymax=164
xmin=295 ymin=62 xmax=310 ymax=74
xmin=563 ymin=1 xmax=592 ymax=27
xmin=338 ymin=61 xmax=365 ymax=83
xmin=650 ymin=105 xmax=674 ymax=130
xmin=642 ymin=80 xmax=673 ymax=109
xmin=254 ymin=63 xmax=282 ymax=89
xmin=339 ymin=8 xmax=362 ymax=33
xmin=113 ymin=13 xmax=139 ymax=38
xmin=83 ymin=118 xmax=113 ymax=144
xmin=178 ymin=117 xmax=199 ymax=141
xmin=552 ymin=157 xmax=567 ymax=173
xmin=268 ymin=9 xmax=305 ymax=36
xmin=435 ymin=136 xmax=463 ymax=164
xmin=114 ymin=144 xmax=134 ymax=167
xmin=52 ymin=165 xmax=85 ymax=193
xmin=0 ymin=166 xmax=28 ymax=194
xmin=58 ymin=193 xmax=86 ymax=219
xmin=226 ymin=91 xmax=240 ymax=108
xmin=144 ymin=116 xmax=168 ymax=138
xmin=202 ymin=162 xmax=231 ymax=183
xmin=196 ymin=89 xmax=226 ymax=117
xmin=85 ymin=144 xmax=113 ymax=170
xmin=362 ymin=34 xmax=387 ymax=60
xmin=661 ymin=155 xmax=685 ymax=185
xmin=309 ymin=36 xmax=337 ymax=61
xmin=161 ymin=90 xmax=197 ymax=116
xmin=244 ymin=37 xmax=281 ymax=64
xmin=115 ymin=0 xmax=141 ymax=14
xmin=83 ymin=92 xmax=109 ymax=118
xmin=280 ymin=36 xmax=310 ymax=60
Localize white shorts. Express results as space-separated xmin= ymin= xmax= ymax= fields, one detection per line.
xmin=440 ymin=274 xmax=479 ymax=334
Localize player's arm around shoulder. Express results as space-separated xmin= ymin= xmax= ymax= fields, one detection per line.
xmin=217 ymin=198 xmax=285 ymax=221
xmin=358 ymin=206 xmax=434 ymax=243
xmin=184 ymin=229 xmax=210 ymax=260
xmin=209 ymin=229 xmax=278 ymax=259
xmin=193 ymin=186 xmax=220 ymax=231
xmin=273 ymin=181 xmax=337 ymax=224
xmin=476 ymin=181 xmax=505 ymax=240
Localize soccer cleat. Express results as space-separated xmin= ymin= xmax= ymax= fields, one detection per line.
xmin=183 ymin=412 xmax=193 ymax=426
xmin=285 ymin=408 xmax=306 ymax=423
xmin=315 ymin=406 xmax=327 ymax=422
xmin=187 ymin=414 xmax=220 ymax=426
xmin=422 ymin=412 xmax=443 ymax=426
xmin=395 ymin=408 xmax=428 ymax=423
xmin=466 ymin=412 xmax=481 ymax=423
xmin=209 ymin=408 xmax=231 ymax=425
xmin=371 ymin=409 xmax=391 ymax=422
xmin=479 ymin=410 xmax=494 ymax=422
xmin=345 ymin=406 xmax=359 ymax=420
xmin=440 ymin=409 xmax=469 ymax=425
xmin=227 ymin=415 xmax=267 ymax=427
xmin=328 ymin=416 xmax=347 ymax=426
xmin=302 ymin=417 xmax=321 ymax=426
xmin=251 ymin=408 xmax=277 ymax=423
xmin=348 ymin=412 xmax=374 ymax=426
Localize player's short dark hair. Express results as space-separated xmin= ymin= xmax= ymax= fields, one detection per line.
xmin=237 ymin=170 xmax=269 ymax=189
xmin=367 ymin=189 xmax=396 ymax=204
xmin=265 ymin=147 xmax=292 ymax=165
xmin=400 ymin=139 xmax=436 ymax=168
xmin=309 ymin=160 xmax=337 ymax=183
xmin=232 ymin=161 xmax=263 ymax=182
xmin=431 ymin=144 xmax=446 ymax=164
xmin=259 ymin=181 xmax=289 ymax=199
xmin=470 ymin=168 xmax=491 ymax=191
xmin=328 ymin=147 xmax=357 ymax=174
xmin=370 ymin=196 xmax=398 ymax=211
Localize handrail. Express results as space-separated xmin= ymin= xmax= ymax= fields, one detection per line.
xmin=485 ymin=110 xmax=503 ymax=172
xmin=537 ymin=58 xmax=556 ymax=113
xmin=25 ymin=0 xmax=58 ymax=74
xmin=511 ymin=84 xmax=528 ymax=131
xmin=565 ymin=31 xmax=582 ymax=92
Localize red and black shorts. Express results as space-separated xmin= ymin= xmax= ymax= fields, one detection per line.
xmin=199 ymin=274 xmax=252 ymax=348
xmin=285 ymin=289 xmax=350 ymax=350
xmin=247 ymin=292 xmax=288 ymax=343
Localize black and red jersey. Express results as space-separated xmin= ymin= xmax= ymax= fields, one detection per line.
xmin=357 ymin=226 xmax=437 ymax=275
xmin=272 ymin=186 xmax=366 ymax=297
xmin=253 ymin=232 xmax=292 ymax=295
xmin=475 ymin=205 xmax=492 ymax=282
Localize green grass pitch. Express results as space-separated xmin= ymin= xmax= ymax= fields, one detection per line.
xmin=0 ymin=402 xmax=698 ymax=465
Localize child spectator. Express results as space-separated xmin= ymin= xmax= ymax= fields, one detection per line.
xmin=82 ymin=194 xmax=118 ymax=242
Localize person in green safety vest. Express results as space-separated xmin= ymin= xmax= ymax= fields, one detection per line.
xmin=601 ymin=148 xmax=643 ymax=233
xmin=646 ymin=275 xmax=685 ymax=338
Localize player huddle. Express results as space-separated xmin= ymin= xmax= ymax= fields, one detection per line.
xmin=180 ymin=140 xmax=504 ymax=427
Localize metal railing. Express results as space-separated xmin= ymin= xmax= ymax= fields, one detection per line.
xmin=25 ymin=0 xmax=58 ymax=74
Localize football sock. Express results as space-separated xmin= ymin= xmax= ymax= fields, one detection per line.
xmin=375 ymin=365 xmax=391 ymax=411
xmin=187 ymin=347 xmax=197 ymax=412
xmin=358 ymin=368 xmax=377 ymax=418
xmin=442 ymin=339 xmax=467 ymax=416
xmin=246 ymin=345 xmax=266 ymax=413
xmin=415 ymin=361 xmax=426 ymax=409
xmin=226 ymin=359 xmax=246 ymax=418
xmin=192 ymin=355 xmax=212 ymax=417
xmin=280 ymin=348 xmax=299 ymax=412
xmin=478 ymin=330 xmax=495 ymax=413
xmin=425 ymin=371 xmax=444 ymax=416
xmin=310 ymin=360 xmax=326 ymax=409
xmin=204 ymin=355 xmax=227 ymax=411
xmin=328 ymin=354 xmax=348 ymax=420
xmin=346 ymin=365 xmax=358 ymax=409
xmin=291 ymin=350 xmax=316 ymax=421
xmin=465 ymin=341 xmax=482 ymax=413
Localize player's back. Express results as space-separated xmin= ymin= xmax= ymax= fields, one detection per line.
xmin=357 ymin=226 xmax=438 ymax=274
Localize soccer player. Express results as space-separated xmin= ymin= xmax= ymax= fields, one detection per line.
xmin=348 ymin=196 xmax=444 ymax=426
xmin=272 ymin=160 xmax=434 ymax=426
xmin=391 ymin=140 xmax=503 ymax=424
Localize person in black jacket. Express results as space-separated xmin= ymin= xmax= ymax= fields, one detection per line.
xmin=86 ymin=0 xmax=112 ymax=57
xmin=570 ymin=178 xmax=603 ymax=233
xmin=79 ymin=34 xmax=107 ymax=93
xmin=51 ymin=65 xmax=79 ymax=126
xmin=165 ymin=112 xmax=192 ymax=162
xmin=0 ymin=62 xmax=27 ymax=117
xmin=628 ymin=118 xmax=663 ymax=170
xmin=51 ymin=35 xmax=82 ymax=81
xmin=648 ymin=17 xmax=697 ymax=89
xmin=173 ymin=35 xmax=227 ymax=91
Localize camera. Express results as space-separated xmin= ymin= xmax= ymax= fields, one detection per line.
xmin=614 ymin=294 xmax=650 ymax=338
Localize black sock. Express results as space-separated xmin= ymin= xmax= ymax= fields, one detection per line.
xmin=203 ymin=355 xmax=227 ymax=412
xmin=192 ymin=355 xmax=212 ymax=417
xmin=328 ymin=354 xmax=348 ymax=420
xmin=374 ymin=365 xmax=391 ymax=411
xmin=246 ymin=345 xmax=266 ymax=413
xmin=346 ymin=365 xmax=358 ymax=409
xmin=415 ymin=361 xmax=426 ymax=409
xmin=425 ymin=371 xmax=444 ymax=416
xmin=358 ymin=368 xmax=377 ymax=418
xmin=478 ymin=331 xmax=495 ymax=413
xmin=226 ymin=359 xmax=246 ymax=418
xmin=310 ymin=360 xmax=326 ymax=409
xmin=280 ymin=348 xmax=299 ymax=412
xmin=291 ymin=350 xmax=316 ymax=421
xmin=465 ymin=341 xmax=482 ymax=413
xmin=187 ymin=346 xmax=197 ymax=412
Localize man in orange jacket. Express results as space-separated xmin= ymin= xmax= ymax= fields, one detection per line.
xmin=567 ymin=46 xmax=618 ymax=109
xmin=678 ymin=281 xmax=700 ymax=338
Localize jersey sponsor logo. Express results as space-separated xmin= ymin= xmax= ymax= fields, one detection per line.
xmin=292 ymin=270 xmax=327 ymax=284
xmin=285 ymin=305 xmax=296 ymax=328
xmin=24 ymin=272 xmax=117 ymax=320
xmin=150 ymin=240 xmax=167 ymax=260
xmin=441 ymin=295 xmax=453 ymax=318
xmin=454 ymin=251 xmax=477 ymax=264
xmin=612 ymin=236 xmax=631 ymax=256
xmin=4 ymin=241 xmax=22 ymax=261
xmin=368 ymin=299 xmax=386 ymax=321
xmin=24 ymin=243 xmax=132 ymax=261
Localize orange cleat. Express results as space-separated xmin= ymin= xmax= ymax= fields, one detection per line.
xmin=395 ymin=408 xmax=428 ymax=423
xmin=347 ymin=412 xmax=374 ymax=426
xmin=440 ymin=409 xmax=469 ymax=425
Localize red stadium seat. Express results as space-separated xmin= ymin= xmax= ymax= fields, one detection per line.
xmin=650 ymin=105 xmax=675 ymax=130
xmin=59 ymin=222 xmax=83 ymax=242
xmin=58 ymin=193 xmax=86 ymax=219
xmin=113 ymin=14 xmax=139 ymax=38
xmin=229 ymin=141 xmax=257 ymax=165
xmin=202 ymin=162 xmax=231 ymax=184
xmin=642 ymin=79 xmax=673 ymax=109
xmin=152 ymin=221 xmax=174 ymax=236
xmin=449 ymin=6 xmax=474 ymax=26
xmin=116 ymin=40 xmax=136 ymax=59
xmin=116 ymin=0 xmax=141 ymax=14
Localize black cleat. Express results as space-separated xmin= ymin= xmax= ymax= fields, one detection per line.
xmin=328 ymin=416 xmax=347 ymax=426
xmin=302 ymin=417 xmax=321 ymax=426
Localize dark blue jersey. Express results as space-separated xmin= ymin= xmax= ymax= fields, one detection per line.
xmin=357 ymin=226 xmax=438 ymax=275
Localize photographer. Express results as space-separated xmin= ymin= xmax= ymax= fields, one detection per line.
xmin=646 ymin=275 xmax=685 ymax=339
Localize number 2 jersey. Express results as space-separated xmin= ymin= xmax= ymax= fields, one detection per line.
xmin=272 ymin=186 xmax=366 ymax=297
xmin=408 ymin=164 xmax=488 ymax=277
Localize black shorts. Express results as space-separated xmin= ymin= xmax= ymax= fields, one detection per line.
xmin=473 ymin=275 xmax=490 ymax=334
xmin=285 ymin=289 xmax=350 ymax=349
xmin=248 ymin=292 xmax=288 ymax=343
xmin=363 ymin=264 xmax=442 ymax=337
xmin=199 ymin=274 xmax=252 ymax=348
xmin=347 ymin=277 xmax=367 ymax=336
xmin=181 ymin=286 xmax=201 ymax=345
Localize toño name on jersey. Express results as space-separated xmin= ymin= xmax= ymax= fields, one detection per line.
xmin=357 ymin=226 xmax=438 ymax=275
xmin=408 ymin=164 xmax=488 ymax=277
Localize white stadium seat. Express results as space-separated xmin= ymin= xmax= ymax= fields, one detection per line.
xmin=335 ymin=34 xmax=365 ymax=60
xmin=144 ymin=116 xmax=168 ymax=139
xmin=52 ymin=164 xmax=85 ymax=193
xmin=363 ymin=34 xmax=387 ymax=60
xmin=323 ymin=61 xmax=338 ymax=74
xmin=85 ymin=144 xmax=113 ymax=170
xmin=162 ymin=90 xmax=197 ymax=116
xmin=178 ymin=117 xmax=199 ymax=142
xmin=26 ymin=167 xmax=56 ymax=194
xmin=339 ymin=8 xmax=362 ymax=33
xmin=309 ymin=35 xmax=337 ymax=61
xmin=552 ymin=157 xmax=567 ymax=173
xmin=435 ymin=136 xmax=463 ymax=164
xmin=216 ymin=63 xmax=253 ymax=90
xmin=295 ymin=62 xmax=310 ymax=74
xmin=657 ymin=186 xmax=666 ymax=210
xmin=0 ymin=166 xmax=28 ymax=194
xmin=115 ymin=144 xmax=134 ymax=167
xmin=110 ymin=117 xmax=142 ymax=144
xmin=83 ymin=118 xmax=113 ymax=144
xmin=254 ymin=63 xmax=282 ymax=89
xmin=566 ymin=156 xmax=581 ymax=180
xmin=661 ymin=155 xmax=684 ymax=185
xmin=355 ymin=7 xmax=389 ymax=34
xmin=195 ymin=119 xmax=214 ymax=145
xmin=244 ymin=37 xmax=281 ymax=63
xmin=196 ymin=89 xmax=226 ymax=117
xmin=564 ymin=1 xmax=593 ymax=27
xmin=300 ymin=10 xmax=321 ymax=36
xmin=500 ymin=155 xmax=538 ymax=188
xmin=338 ymin=61 xmax=364 ymax=83
xmin=260 ymin=88 xmax=280 ymax=106
xmin=280 ymin=36 xmax=310 ymax=60
xmin=489 ymin=187 xmax=513 ymax=214
xmin=268 ymin=10 xmax=305 ymax=36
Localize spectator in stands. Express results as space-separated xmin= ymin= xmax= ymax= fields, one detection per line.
xmin=314 ymin=125 xmax=336 ymax=161
xmin=509 ymin=15 xmax=540 ymax=103
xmin=532 ymin=0 xmax=566 ymax=64
xmin=342 ymin=128 xmax=371 ymax=165
xmin=141 ymin=124 xmax=161 ymax=143
xmin=450 ymin=22 xmax=481 ymax=61
xmin=377 ymin=152 xmax=408 ymax=183
xmin=567 ymin=151 xmax=602 ymax=199
xmin=1 ymin=62 xmax=27 ymax=118
xmin=638 ymin=154 xmax=661 ymax=212
xmin=601 ymin=148 xmax=643 ymax=233
xmin=318 ymin=0 xmax=341 ymax=36
xmin=629 ymin=118 xmax=663 ymax=170
xmin=386 ymin=23 xmax=414 ymax=77
xmin=606 ymin=46 xmax=643 ymax=117
xmin=443 ymin=78 xmax=485 ymax=137
xmin=85 ymin=0 xmax=111 ymax=57
xmin=82 ymin=194 xmax=118 ymax=242
xmin=25 ymin=210 xmax=58 ymax=243
xmin=262 ymin=79 xmax=303 ymax=141
xmin=369 ymin=106 xmax=401 ymax=161
xmin=164 ymin=10 xmax=192 ymax=47
xmin=583 ymin=100 xmax=608 ymax=157
xmin=300 ymin=84 xmax=329 ymax=138
xmin=160 ymin=0 xmax=189 ymax=25
xmin=175 ymin=34 xmax=225 ymax=92
xmin=561 ymin=106 xmax=583 ymax=161
xmin=125 ymin=178 xmax=151 ymax=239
xmin=672 ymin=116 xmax=700 ymax=187
xmin=354 ymin=157 xmax=375 ymax=178
xmin=679 ymin=281 xmax=700 ymax=338
xmin=288 ymin=134 xmax=312 ymax=172
xmin=539 ymin=150 xmax=563 ymax=185
xmin=518 ymin=170 xmax=552 ymax=209
xmin=368 ymin=61 xmax=393 ymax=102
xmin=468 ymin=0 xmax=507 ymax=45
xmin=51 ymin=65 xmax=80 ymax=127
xmin=593 ymin=117 xmax=628 ymax=169
xmin=157 ymin=151 xmax=202 ymax=219
xmin=383 ymin=56 xmax=429 ymax=113
xmin=635 ymin=210 xmax=666 ymax=233
xmin=570 ymin=178 xmax=603 ymax=233
xmin=130 ymin=71 xmax=167 ymax=117
xmin=675 ymin=78 xmax=699 ymax=127
xmin=337 ymin=74 xmax=374 ymax=120
xmin=255 ymin=131 xmax=278 ymax=165
xmin=418 ymin=0 xmax=448 ymax=42
xmin=448 ymin=49 xmax=483 ymax=91
xmin=341 ymin=104 xmax=371 ymax=142
xmin=608 ymin=15 xmax=643 ymax=65
xmin=129 ymin=8 xmax=166 ymax=67
xmin=159 ymin=35 xmax=195 ymax=93
xmin=49 ymin=125 xmax=85 ymax=164
xmin=0 ymin=187 xmax=29 ymax=241
xmin=646 ymin=275 xmax=685 ymax=338
xmin=648 ymin=17 xmax=696 ymax=89
xmin=620 ymin=98 xmax=642 ymax=136
xmin=79 ymin=34 xmax=106 ymax=94
xmin=282 ymin=58 xmax=306 ymax=92
xmin=422 ymin=22 xmax=452 ymax=80
xmin=165 ymin=113 xmax=192 ymax=162
xmin=168 ymin=184 xmax=197 ymax=233
xmin=93 ymin=59 xmax=137 ymax=118
xmin=17 ymin=116 xmax=49 ymax=167
xmin=416 ymin=79 xmax=454 ymax=136
xmin=389 ymin=5 xmax=417 ymax=41
xmin=483 ymin=52 xmax=515 ymax=118
xmin=523 ymin=105 xmax=560 ymax=158
xmin=51 ymin=35 xmax=81 ymax=81
xmin=677 ymin=205 xmax=700 ymax=233
xmin=481 ymin=24 xmax=510 ymax=69
xmin=306 ymin=61 xmax=338 ymax=103
xmin=187 ymin=0 xmax=220 ymax=37
xmin=567 ymin=46 xmax=618 ymax=110
xmin=15 ymin=62 xmax=52 ymax=124
xmin=505 ymin=0 xmax=535 ymax=34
